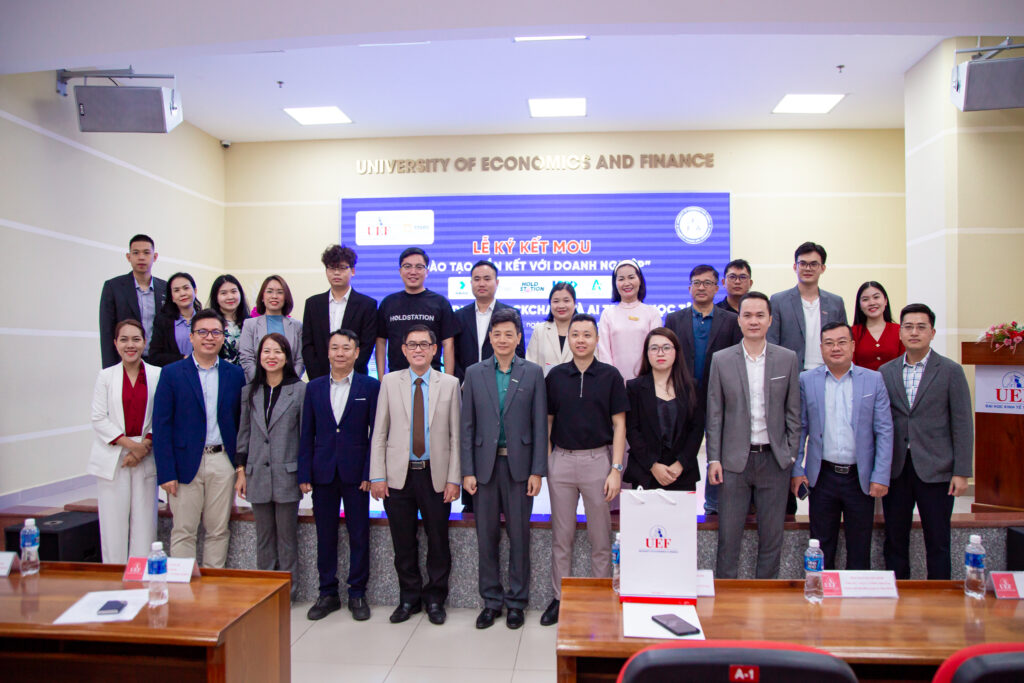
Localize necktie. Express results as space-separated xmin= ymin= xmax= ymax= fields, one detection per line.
xmin=413 ymin=377 xmax=425 ymax=457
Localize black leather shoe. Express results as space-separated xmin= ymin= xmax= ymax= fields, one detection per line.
xmin=426 ymin=602 xmax=447 ymax=625
xmin=306 ymin=594 xmax=342 ymax=621
xmin=476 ymin=607 xmax=501 ymax=629
xmin=506 ymin=607 xmax=525 ymax=629
xmin=348 ymin=597 xmax=371 ymax=621
xmin=389 ymin=601 xmax=422 ymax=623
xmin=540 ymin=599 xmax=560 ymax=626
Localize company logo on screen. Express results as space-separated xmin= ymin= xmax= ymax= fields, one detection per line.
xmin=355 ymin=210 xmax=435 ymax=246
xmin=674 ymin=206 xmax=713 ymax=244
xmin=645 ymin=525 xmax=672 ymax=550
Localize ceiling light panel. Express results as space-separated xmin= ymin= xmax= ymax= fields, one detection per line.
xmin=528 ymin=97 xmax=587 ymax=118
xmin=772 ymin=94 xmax=845 ymax=114
xmin=283 ymin=106 xmax=352 ymax=125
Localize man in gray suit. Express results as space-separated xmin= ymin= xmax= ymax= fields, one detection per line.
xmin=707 ymin=292 xmax=801 ymax=578
xmin=767 ymin=242 xmax=848 ymax=371
xmin=880 ymin=303 xmax=973 ymax=579
xmin=461 ymin=308 xmax=547 ymax=630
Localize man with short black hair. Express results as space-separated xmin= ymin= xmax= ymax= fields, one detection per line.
xmin=153 ymin=309 xmax=244 ymax=567
xmin=880 ymin=303 xmax=973 ymax=579
xmin=717 ymin=259 xmax=753 ymax=314
xmin=99 ymin=234 xmax=167 ymax=367
xmin=375 ymin=248 xmax=459 ymax=375
xmin=453 ymin=260 xmax=525 ymax=381
xmin=301 ymin=244 xmax=378 ymax=378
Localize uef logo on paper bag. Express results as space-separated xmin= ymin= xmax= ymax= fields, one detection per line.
xmin=643 ymin=525 xmax=672 ymax=550
xmin=355 ymin=210 xmax=435 ymax=246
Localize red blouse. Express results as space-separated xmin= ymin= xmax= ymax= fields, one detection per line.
xmin=851 ymin=322 xmax=904 ymax=371
xmin=121 ymin=365 xmax=149 ymax=438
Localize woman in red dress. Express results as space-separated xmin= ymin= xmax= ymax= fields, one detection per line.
xmin=851 ymin=281 xmax=904 ymax=371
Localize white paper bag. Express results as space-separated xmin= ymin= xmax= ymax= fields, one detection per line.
xmin=619 ymin=488 xmax=697 ymax=601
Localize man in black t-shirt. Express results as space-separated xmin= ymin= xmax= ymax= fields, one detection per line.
xmin=375 ymin=247 xmax=459 ymax=375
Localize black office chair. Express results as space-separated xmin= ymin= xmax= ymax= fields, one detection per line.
xmin=933 ymin=643 xmax=1024 ymax=683
xmin=618 ymin=640 xmax=857 ymax=683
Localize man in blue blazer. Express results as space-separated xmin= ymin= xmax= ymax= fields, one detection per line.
xmin=299 ymin=328 xmax=380 ymax=622
xmin=791 ymin=322 xmax=893 ymax=570
xmin=153 ymin=310 xmax=244 ymax=568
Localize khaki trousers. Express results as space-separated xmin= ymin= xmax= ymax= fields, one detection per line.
xmin=168 ymin=450 xmax=235 ymax=568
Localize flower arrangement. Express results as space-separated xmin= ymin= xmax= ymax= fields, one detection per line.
xmin=978 ymin=321 xmax=1024 ymax=353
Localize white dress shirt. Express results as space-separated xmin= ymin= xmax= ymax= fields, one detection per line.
xmin=823 ymin=369 xmax=855 ymax=464
xmin=194 ymin=355 xmax=223 ymax=447
xmin=802 ymin=297 xmax=823 ymax=369
xmin=475 ymin=301 xmax=495 ymax=362
xmin=329 ymin=370 xmax=354 ymax=424
xmin=743 ymin=342 xmax=770 ymax=445
xmin=328 ymin=288 xmax=351 ymax=335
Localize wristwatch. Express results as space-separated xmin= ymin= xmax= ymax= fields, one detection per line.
xmin=611 ymin=463 xmax=624 ymax=473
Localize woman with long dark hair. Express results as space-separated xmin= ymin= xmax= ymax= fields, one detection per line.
xmin=525 ymin=281 xmax=577 ymax=375
xmin=239 ymin=274 xmax=304 ymax=381
xmin=148 ymin=272 xmax=201 ymax=366
xmin=598 ymin=259 xmax=661 ymax=381
xmin=207 ymin=274 xmax=250 ymax=366
xmin=851 ymin=281 xmax=904 ymax=371
xmin=624 ymin=327 xmax=704 ymax=490
xmin=234 ymin=332 xmax=305 ymax=599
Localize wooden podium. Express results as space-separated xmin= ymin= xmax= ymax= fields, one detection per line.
xmin=961 ymin=342 xmax=1024 ymax=512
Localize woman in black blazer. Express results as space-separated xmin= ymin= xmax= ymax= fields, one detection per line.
xmin=625 ymin=327 xmax=704 ymax=491
xmin=149 ymin=272 xmax=202 ymax=366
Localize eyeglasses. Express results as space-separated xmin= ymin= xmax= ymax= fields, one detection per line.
xmin=796 ymin=260 xmax=822 ymax=270
xmin=900 ymin=323 xmax=931 ymax=333
xmin=193 ymin=329 xmax=224 ymax=339
xmin=690 ymin=280 xmax=717 ymax=289
xmin=821 ymin=340 xmax=851 ymax=349
xmin=403 ymin=341 xmax=434 ymax=350
xmin=725 ymin=274 xmax=750 ymax=282
xmin=326 ymin=265 xmax=351 ymax=273
xmin=648 ymin=345 xmax=674 ymax=355
xmin=401 ymin=263 xmax=428 ymax=271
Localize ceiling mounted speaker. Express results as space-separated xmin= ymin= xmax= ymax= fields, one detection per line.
xmin=951 ymin=56 xmax=1024 ymax=111
xmin=73 ymin=85 xmax=183 ymax=133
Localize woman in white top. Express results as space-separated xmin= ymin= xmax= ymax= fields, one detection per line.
xmin=239 ymin=274 xmax=304 ymax=381
xmin=89 ymin=319 xmax=161 ymax=563
xmin=597 ymin=259 xmax=662 ymax=382
xmin=526 ymin=282 xmax=578 ymax=375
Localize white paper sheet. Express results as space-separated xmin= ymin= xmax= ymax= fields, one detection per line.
xmin=622 ymin=603 xmax=705 ymax=640
xmin=53 ymin=589 xmax=150 ymax=625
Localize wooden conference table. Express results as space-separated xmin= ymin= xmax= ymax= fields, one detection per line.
xmin=557 ymin=577 xmax=1024 ymax=682
xmin=0 ymin=562 xmax=290 ymax=682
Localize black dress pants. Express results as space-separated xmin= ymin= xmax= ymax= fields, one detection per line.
xmin=882 ymin=450 xmax=955 ymax=579
xmin=808 ymin=463 xmax=875 ymax=570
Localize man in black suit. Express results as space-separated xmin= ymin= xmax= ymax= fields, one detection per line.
xmin=301 ymin=244 xmax=378 ymax=378
xmin=99 ymin=234 xmax=167 ymax=368
xmin=452 ymin=260 xmax=525 ymax=381
xmin=664 ymin=264 xmax=742 ymax=515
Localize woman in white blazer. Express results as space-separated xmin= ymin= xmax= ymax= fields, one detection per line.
xmin=526 ymin=282 xmax=578 ymax=375
xmin=89 ymin=319 xmax=161 ymax=564
xmin=239 ymin=274 xmax=304 ymax=381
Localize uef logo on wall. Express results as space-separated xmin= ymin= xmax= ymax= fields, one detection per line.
xmin=975 ymin=366 xmax=1024 ymax=414
xmin=674 ymin=206 xmax=713 ymax=244
xmin=355 ymin=209 xmax=435 ymax=246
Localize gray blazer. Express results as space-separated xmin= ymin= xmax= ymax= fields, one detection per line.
xmin=706 ymin=342 xmax=802 ymax=472
xmin=239 ymin=315 xmax=305 ymax=382
xmin=460 ymin=357 xmax=548 ymax=484
xmin=767 ymin=286 xmax=848 ymax=367
xmin=236 ymin=381 xmax=306 ymax=504
xmin=879 ymin=351 xmax=974 ymax=484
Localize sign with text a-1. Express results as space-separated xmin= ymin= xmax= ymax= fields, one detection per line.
xmin=974 ymin=366 xmax=1024 ymax=414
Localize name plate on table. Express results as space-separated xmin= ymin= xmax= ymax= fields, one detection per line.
xmin=123 ymin=556 xmax=200 ymax=583
xmin=990 ymin=572 xmax=1024 ymax=599
xmin=697 ymin=569 xmax=715 ymax=597
xmin=821 ymin=570 xmax=898 ymax=598
xmin=0 ymin=551 xmax=19 ymax=576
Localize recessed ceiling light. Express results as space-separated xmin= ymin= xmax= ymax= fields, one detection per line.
xmin=283 ymin=106 xmax=352 ymax=125
xmin=772 ymin=94 xmax=845 ymax=114
xmin=513 ymin=35 xmax=588 ymax=42
xmin=528 ymin=97 xmax=587 ymax=118
xmin=358 ymin=41 xmax=431 ymax=47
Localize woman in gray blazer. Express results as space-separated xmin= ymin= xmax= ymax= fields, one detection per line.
xmin=234 ymin=332 xmax=306 ymax=596
xmin=239 ymin=275 xmax=304 ymax=381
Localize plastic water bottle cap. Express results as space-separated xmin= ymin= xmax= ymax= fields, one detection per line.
xmin=24 ymin=518 xmax=35 ymax=528
xmin=151 ymin=541 xmax=163 ymax=551
xmin=969 ymin=534 xmax=981 ymax=545
xmin=809 ymin=539 xmax=820 ymax=548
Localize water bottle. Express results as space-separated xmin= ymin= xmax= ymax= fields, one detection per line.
xmin=19 ymin=518 xmax=40 ymax=576
xmin=964 ymin=534 xmax=986 ymax=599
xmin=611 ymin=532 xmax=621 ymax=594
xmin=804 ymin=539 xmax=824 ymax=604
xmin=148 ymin=541 xmax=169 ymax=607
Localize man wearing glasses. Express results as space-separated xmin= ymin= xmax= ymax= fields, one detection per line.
xmin=664 ymin=264 xmax=741 ymax=516
xmin=716 ymin=258 xmax=754 ymax=315
xmin=879 ymin=304 xmax=973 ymax=579
xmin=791 ymin=322 xmax=893 ymax=570
xmin=153 ymin=310 xmax=245 ymax=567
xmin=375 ymin=247 xmax=458 ymax=375
xmin=301 ymin=244 xmax=378 ymax=378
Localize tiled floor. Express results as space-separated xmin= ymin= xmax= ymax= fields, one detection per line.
xmin=289 ymin=601 xmax=556 ymax=683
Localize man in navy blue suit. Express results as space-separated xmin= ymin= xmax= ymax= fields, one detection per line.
xmin=153 ymin=309 xmax=245 ymax=568
xmin=299 ymin=328 xmax=380 ymax=621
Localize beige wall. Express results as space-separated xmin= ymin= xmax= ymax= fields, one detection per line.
xmin=0 ymin=71 xmax=226 ymax=496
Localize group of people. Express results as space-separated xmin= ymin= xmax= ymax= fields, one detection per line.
xmin=91 ymin=235 xmax=973 ymax=631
